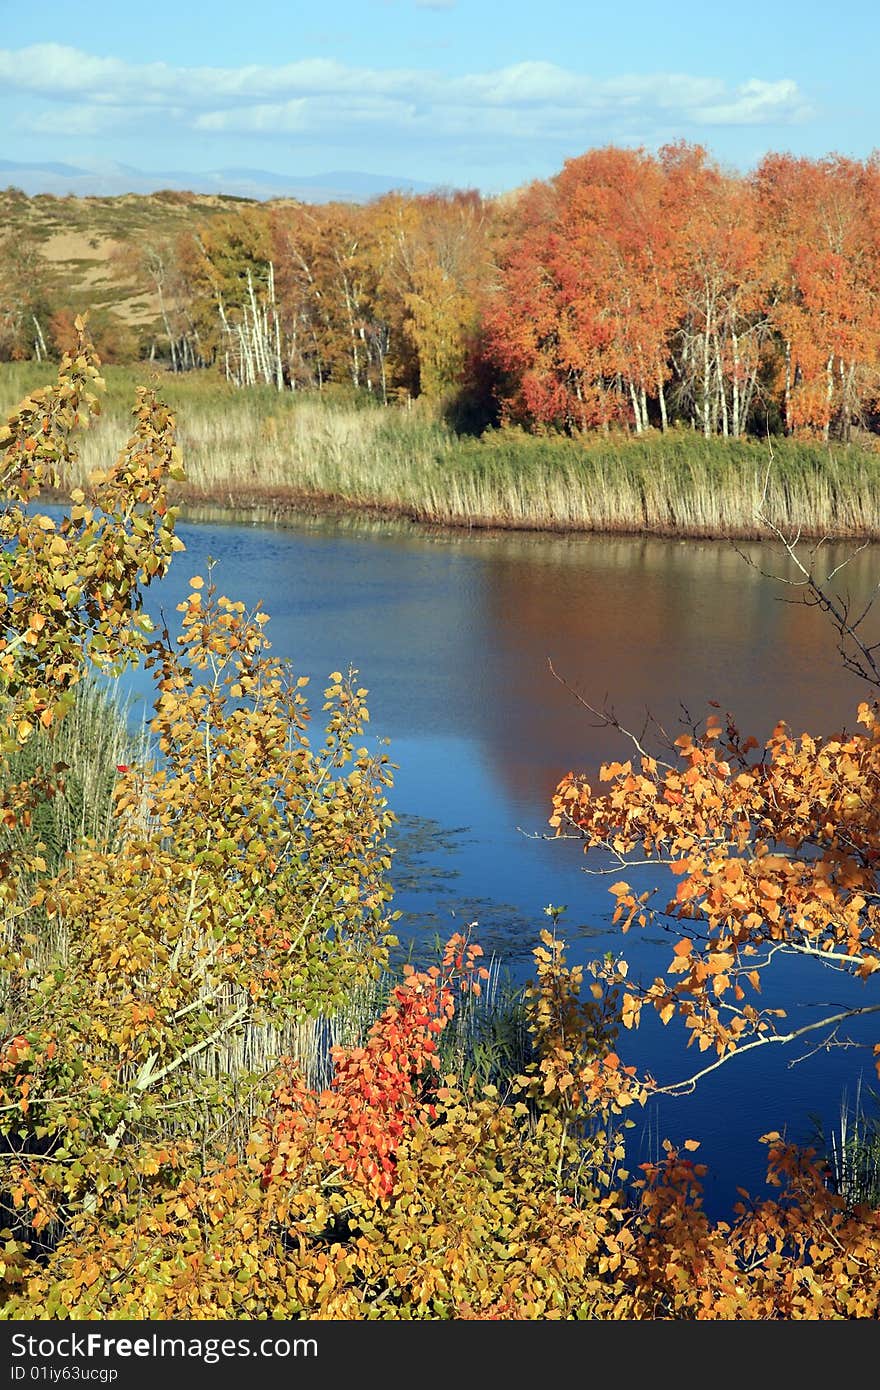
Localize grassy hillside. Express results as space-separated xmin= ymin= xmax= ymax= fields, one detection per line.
xmin=0 ymin=186 xmax=259 ymax=348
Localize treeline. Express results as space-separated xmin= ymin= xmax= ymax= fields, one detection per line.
xmin=3 ymin=143 xmax=880 ymax=442
xmin=132 ymin=187 xmax=494 ymax=412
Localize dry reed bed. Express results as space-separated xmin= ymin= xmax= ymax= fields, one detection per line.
xmin=4 ymin=363 xmax=880 ymax=538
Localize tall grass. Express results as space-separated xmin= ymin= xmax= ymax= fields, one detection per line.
xmin=4 ymin=362 xmax=880 ymax=538
xmin=191 ymin=953 xmax=533 ymax=1153
xmin=819 ymin=1078 xmax=880 ymax=1209
xmin=2 ymin=678 xmax=148 ymax=1003
xmin=5 ymin=679 xmax=143 ymax=872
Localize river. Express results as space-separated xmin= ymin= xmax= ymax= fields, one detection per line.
xmin=123 ymin=511 xmax=880 ymax=1219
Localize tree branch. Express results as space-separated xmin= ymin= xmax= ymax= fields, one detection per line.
xmin=657 ymin=1004 xmax=880 ymax=1096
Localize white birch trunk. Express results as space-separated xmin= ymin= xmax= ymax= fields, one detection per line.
xmin=657 ymin=376 xmax=668 ymax=432
xmin=824 ymin=353 xmax=835 ymax=442
xmin=731 ymin=331 xmax=740 ymax=438
xmin=628 ymin=380 xmax=643 ymax=433
xmin=702 ymin=293 xmax=713 ymax=437
xmin=784 ymin=341 xmax=792 ymax=435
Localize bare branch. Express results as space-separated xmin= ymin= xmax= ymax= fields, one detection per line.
xmin=750 ymin=493 xmax=880 ymax=691
xmin=547 ymin=659 xmax=674 ymax=770
xmin=657 ymin=1003 xmax=880 ymax=1096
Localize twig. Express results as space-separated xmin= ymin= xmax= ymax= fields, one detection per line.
xmin=547 ymin=659 xmax=674 ymax=770
xmin=657 ymin=1003 xmax=880 ymax=1096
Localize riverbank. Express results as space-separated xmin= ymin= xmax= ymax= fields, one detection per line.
xmin=5 ymin=362 xmax=880 ymax=539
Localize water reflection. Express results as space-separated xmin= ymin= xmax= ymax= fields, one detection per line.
xmin=478 ymin=533 xmax=874 ymax=809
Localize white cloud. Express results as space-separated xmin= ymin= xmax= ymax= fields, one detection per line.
xmin=1 ymin=44 xmax=813 ymax=145
xmin=21 ymin=104 xmax=129 ymax=136
xmin=194 ymin=100 xmax=310 ymax=134
xmin=194 ymin=94 xmax=417 ymax=134
xmin=694 ymin=78 xmax=811 ymax=126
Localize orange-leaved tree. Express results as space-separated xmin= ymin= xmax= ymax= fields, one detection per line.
xmin=552 ymin=695 xmax=880 ymax=1093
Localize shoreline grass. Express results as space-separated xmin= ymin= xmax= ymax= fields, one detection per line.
xmin=4 ymin=362 xmax=880 ymax=540
xmin=815 ymin=1079 xmax=880 ymax=1211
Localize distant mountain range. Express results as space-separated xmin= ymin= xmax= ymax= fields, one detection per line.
xmin=0 ymin=159 xmax=439 ymax=202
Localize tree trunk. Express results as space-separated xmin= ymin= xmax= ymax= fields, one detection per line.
xmin=716 ymin=336 xmax=729 ymax=438
xmin=824 ymin=353 xmax=834 ymax=443
xmin=784 ymin=340 xmax=792 ymax=435
xmin=731 ymin=331 xmax=740 ymax=438
xmin=702 ymin=294 xmax=712 ymax=437
xmin=628 ymin=380 xmax=643 ymax=433
xmin=32 ymin=315 xmax=47 ymax=363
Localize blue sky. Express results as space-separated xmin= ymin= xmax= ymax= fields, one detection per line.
xmin=0 ymin=0 xmax=877 ymax=193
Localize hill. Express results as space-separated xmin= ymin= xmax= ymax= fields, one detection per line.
xmin=0 ymin=158 xmax=435 ymax=202
xmin=0 ymin=186 xmax=263 ymax=350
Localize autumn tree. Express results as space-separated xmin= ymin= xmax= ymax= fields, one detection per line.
xmin=0 ymin=321 xmax=183 ymax=745
xmin=755 ymin=153 xmax=880 ymax=440
xmin=663 ymin=143 xmax=771 ymax=437
xmin=0 ymin=231 xmax=52 ymax=363
xmin=1 ymin=923 xmax=651 ymax=1319
xmin=177 ymin=209 xmax=285 ymax=388
xmin=486 ymin=144 xmax=880 ymax=442
xmin=538 ymin=522 xmax=880 ymax=1314
xmin=0 ymin=327 xmax=644 ymax=1318
xmin=488 ymin=144 xmax=778 ymax=437
xmin=371 ymin=190 xmax=496 ymax=405
xmin=548 ymin=507 xmax=880 ymax=1109
xmin=109 ymin=236 xmax=205 ymax=371
xmin=0 ymin=326 xmax=397 ymax=1264
xmin=268 ymin=201 xmax=386 ymax=394
xmin=551 ymin=147 xmax=681 ymax=433
xmin=487 ymin=148 xmax=683 ymax=432
xmin=483 ymin=178 xmax=589 ymax=430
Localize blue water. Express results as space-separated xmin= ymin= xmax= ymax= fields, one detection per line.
xmin=106 ymin=512 xmax=880 ymax=1218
